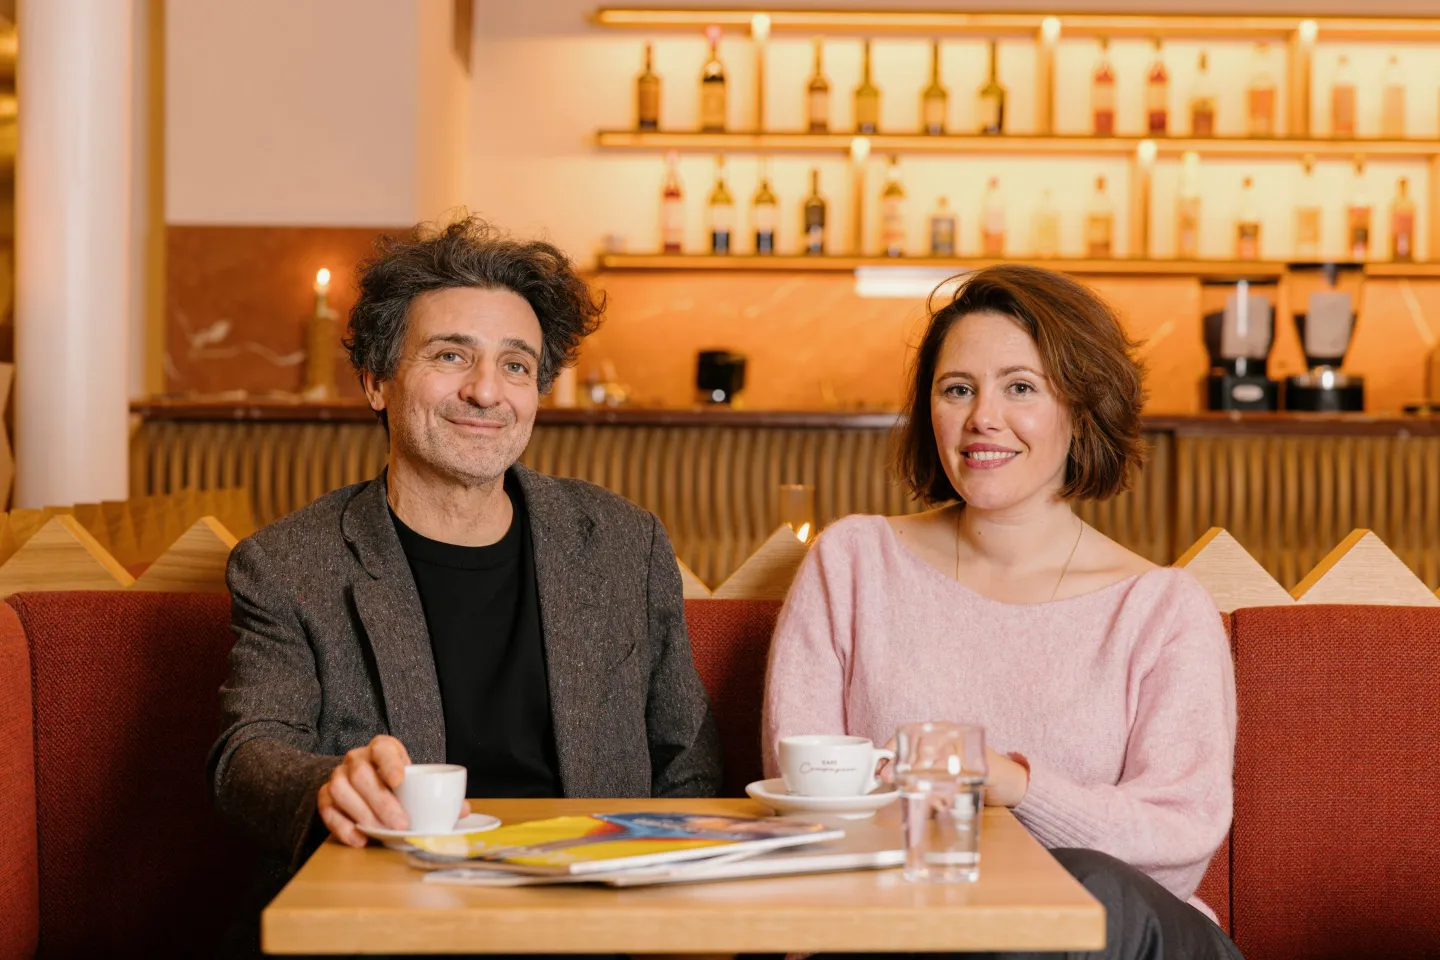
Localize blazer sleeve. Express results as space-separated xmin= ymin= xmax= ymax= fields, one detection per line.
xmin=207 ymin=536 xmax=344 ymax=870
xmin=643 ymin=515 xmax=724 ymax=797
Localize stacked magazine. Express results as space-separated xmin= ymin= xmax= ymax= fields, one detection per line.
xmin=403 ymin=811 xmax=902 ymax=888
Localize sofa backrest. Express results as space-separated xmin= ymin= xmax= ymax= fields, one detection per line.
xmin=684 ymin=598 xmax=782 ymax=798
xmin=1229 ymin=604 xmax=1440 ymax=960
xmin=9 ymin=590 xmax=251 ymax=956
xmin=0 ymin=602 xmax=38 ymax=960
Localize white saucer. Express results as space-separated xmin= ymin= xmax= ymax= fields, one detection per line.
xmin=358 ymin=812 xmax=501 ymax=850
xmin=746 ymin=778 xmax=900 ymax=819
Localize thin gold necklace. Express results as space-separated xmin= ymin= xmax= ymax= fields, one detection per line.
xmin=954 ymin=508 xmax=1085 ymax=602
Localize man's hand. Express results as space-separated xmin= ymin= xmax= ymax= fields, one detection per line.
xmin=315 ymin=735 xmax=472 ymax=847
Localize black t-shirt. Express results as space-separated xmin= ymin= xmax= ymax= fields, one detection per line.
xmin=389 ymin=478 xmax=562 ymax=798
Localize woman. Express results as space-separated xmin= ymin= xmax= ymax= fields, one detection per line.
xmin=763 ymin=265 xmax=1240 ymax=960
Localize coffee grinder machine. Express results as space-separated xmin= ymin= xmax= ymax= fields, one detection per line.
xmin=1283 ymin=263 xmax=1364 ymax=412
xmin=1202 ymin=278 xmax=1280 ymax=411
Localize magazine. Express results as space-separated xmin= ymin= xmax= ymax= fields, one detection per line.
xmin=403 ymin=811 xmax=842 ymax=876
xmin=419 ymin=814 xmax=902 ymax=887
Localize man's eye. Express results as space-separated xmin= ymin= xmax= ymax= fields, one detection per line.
xmin=507 ymin=362 xmax=530 ymax=374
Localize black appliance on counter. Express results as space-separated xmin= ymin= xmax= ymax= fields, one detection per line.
xmin=696 ymin=350 xmax=747 ymax=406
xmin=1202 ymin=278 xmax=1280 ymax=411
xmin=1283 ymin=263 xmax=1364 ymax=412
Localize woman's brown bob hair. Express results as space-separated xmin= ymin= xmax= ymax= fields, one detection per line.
xmin=894 ymin=263 xmax=1147 ymax=505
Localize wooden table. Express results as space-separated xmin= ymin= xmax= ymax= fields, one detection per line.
xmin=262 ymin=798 xmax=1104 ymax=955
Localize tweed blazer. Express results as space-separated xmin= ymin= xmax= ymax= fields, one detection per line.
xmin=207 ymin=465 xmax=722 ymax=869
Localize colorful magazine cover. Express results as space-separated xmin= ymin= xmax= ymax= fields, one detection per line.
xmin=404 ymin=812 xmax=841 ymax=875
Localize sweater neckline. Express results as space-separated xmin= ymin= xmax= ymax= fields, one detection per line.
xmin=876 ymin=515 xmax=1153 ymax=610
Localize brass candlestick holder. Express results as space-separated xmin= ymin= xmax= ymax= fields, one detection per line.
xmin=304 ymin=268 xmax=339 ymax=399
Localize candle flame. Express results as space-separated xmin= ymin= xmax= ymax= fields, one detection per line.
xmin=316 ymin=268 xmax=331 ymax=286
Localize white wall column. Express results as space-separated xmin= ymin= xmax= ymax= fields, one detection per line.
xmin=15 ymin=0 xmax=135 ymax=507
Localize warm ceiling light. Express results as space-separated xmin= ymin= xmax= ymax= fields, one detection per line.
xmin=1298 ymin=20 xmax=1318 ymax=43
xmin=850 ymin=136 xmax=871 ymax=163
xmin=1137 ymin=138 xmax=1158 ymax=166
xmin=1041 ymin=17 xmax=1062 ymax=42
xmin=751 ymin=13 xmax=771 ymax=42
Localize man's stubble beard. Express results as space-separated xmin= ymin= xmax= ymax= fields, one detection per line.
xmin=392 ymin=404 xmax=534 ymax=488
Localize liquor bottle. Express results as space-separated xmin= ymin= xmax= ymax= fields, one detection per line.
xmin=807 ymin=38 xmax=830 ymax=133
xmin=929 ymin=196 xmax=957 ymax=256
xmin=1146 ymin=38 xmax=1169 ymax=135
xmin=880 ymin=156 xmax=906 ymax=257
xmin=708 ymin=156 xmax=734 ymax=254
xmin=661 ymin=151 xmax=684 ymax=253
xmin=921 ymin=39 xmax=949 ymax=135
xmin=1176 ymin=151 xmax=1202 ymax=258
xmin=1033 ymin=188 xmax=1060 ymax=258
xmin=977 ymin=39 xmax=1006 ymax=135
xmin=854 ymin=40 xmax=880 ymax=135
xmin=636 ymin=42 xmax=661 ymax=131
xmin=803 ymin=168 xmax=827 ymax=255
xmin=1092 ymin=38 xmax=1116 ymax=136
xmin=1331 ymin=55 xmax=1357 ymax=138
xmin=1390 ymin=176 xmax=1415 ymax=262
xmin=980 ymin=176 xmax=1006 ymax=256
xmin=1247 ymin=43 xmax=1277 ymax=137
xmin=753 ymin=160 xmax=778 ymax=255
xmin=1086 ymin=176 xmax=1114 ymax=258
xmin=1381 ymin=55 xmax=1406 ymax=139
xmin=1346 ymin=156 xmax=1372 ymax=260
xmin=1190 ymin=51 xmax=1217 ymax=137
xmin=1235 ymin=176 xmax=1262 ymax=260
xmin=1294 ymin=154 xmax=1322 ymax=259
xmin=700 ymin=26 xmax=727 ymax=132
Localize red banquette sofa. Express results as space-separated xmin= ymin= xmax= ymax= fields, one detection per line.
xmin=2 ymin=591 xmax=1439 ymax=959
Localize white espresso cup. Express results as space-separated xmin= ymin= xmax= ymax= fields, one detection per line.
xmin=778 ymin=735 xmax=895 ymax=797
xmin=394 ymin=763 xmax=467 ymax=834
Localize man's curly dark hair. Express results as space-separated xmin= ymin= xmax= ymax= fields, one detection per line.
xmin=345 ymin=216 xmax=604 ymax=407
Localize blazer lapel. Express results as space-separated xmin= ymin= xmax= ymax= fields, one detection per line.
xmin=342 ymin=474 xmax=446 ymax=765
xmin=513 ymin=465 xmax=610 ymax=795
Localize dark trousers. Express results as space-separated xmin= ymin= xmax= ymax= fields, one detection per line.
xmin=832 ymin=848 xmax=1244 ymax=960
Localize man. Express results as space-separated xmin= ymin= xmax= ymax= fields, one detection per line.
xmin=208 ymin=216 xmax=722 ymax=884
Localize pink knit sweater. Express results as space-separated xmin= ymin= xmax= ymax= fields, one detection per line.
xmin=762 ymin=515 xmax=1236 ymax=913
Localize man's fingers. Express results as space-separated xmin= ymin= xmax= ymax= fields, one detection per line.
xmin=317 ymin=784 xmax=367 ymax=848
xmin=348 ymin=757 xmax=409 ymax=830
xmin=371 ymin=736 xmax=412 ymax=789
xmin=328 ymin=770 xmax=383 ymax=831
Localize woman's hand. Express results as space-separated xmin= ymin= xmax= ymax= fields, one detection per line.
xmin=984 ymin=747 xmax=1030 ymax=808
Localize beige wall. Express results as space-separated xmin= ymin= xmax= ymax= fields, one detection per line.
xmin=165 ymin=0 xmax=465 ymax=226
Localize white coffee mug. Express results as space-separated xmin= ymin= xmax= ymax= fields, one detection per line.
xmin=394 ymin=763 xmax=467 ymax=834
xmin=778 ymin=735 xmax=894 ymax=797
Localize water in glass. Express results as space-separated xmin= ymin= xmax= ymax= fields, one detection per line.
xmin=894 ymin=721 xmax=987 ymax=883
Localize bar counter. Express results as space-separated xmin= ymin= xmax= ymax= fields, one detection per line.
xmin=131 ymin=399 xmax=1440 ymax=589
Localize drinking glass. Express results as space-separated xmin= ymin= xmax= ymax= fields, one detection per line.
xmin=894 ymin=721 xmax=987 ymax=883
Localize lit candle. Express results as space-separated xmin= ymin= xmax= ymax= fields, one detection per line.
xmin=314 ymin=268 xmax=331 ymax=297
xmin=305 ymin=268 xmax=338 ymax=399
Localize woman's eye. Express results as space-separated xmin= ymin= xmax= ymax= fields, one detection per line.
xmin=944 ymin=384 xmax=971 ymax=398
xmin=1009 ymin=381 xmax=1034 ymax=395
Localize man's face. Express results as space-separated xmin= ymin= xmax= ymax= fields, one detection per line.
xmin=365 ymin=286 xmax=543 ymax=487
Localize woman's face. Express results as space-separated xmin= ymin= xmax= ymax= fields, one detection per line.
xmin=930 ymin=310 xmax=1073 ymax=512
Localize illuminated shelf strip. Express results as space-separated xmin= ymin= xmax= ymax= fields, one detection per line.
xmin=595 ymin=254 xmax=1303 ymax=279
xmin=593 ymin=8 xmax=1440 ymax=41
xmin=596 ymin=131 xmax=1440 ymax=159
